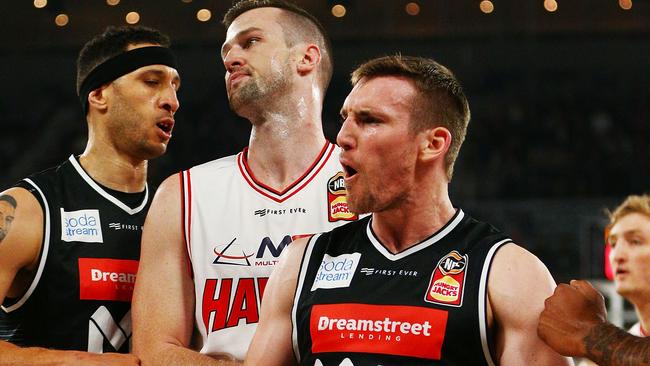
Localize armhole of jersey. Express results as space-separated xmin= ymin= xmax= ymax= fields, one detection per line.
xmin=478 ymin=238 xmax=512 ymax=366
xmin=1 ymin=179 xmax=51 ymax=313
xmin=180 ymin=171 xmax=193 ymax=279
xmin=291 ymin=233 xmax=321 ymax=364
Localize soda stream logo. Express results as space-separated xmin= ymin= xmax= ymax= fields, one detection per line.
xmin=60 ymin=208 xmax=103 ymax=243
xmin=311 ymin=253 xmax=361 ymax=291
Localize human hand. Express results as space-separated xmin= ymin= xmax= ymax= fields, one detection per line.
xmin=537 ymin=279 xmax=607 ymax=357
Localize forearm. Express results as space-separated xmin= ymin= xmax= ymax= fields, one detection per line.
xmin=0 ymin=340 xmax=77 ymax=366
xmin=584 ymin=322 xmax=650 ymax=366
xmin=139 ymin=343 xmax=241 ymax=366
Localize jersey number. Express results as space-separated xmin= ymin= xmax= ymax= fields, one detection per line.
xmin=87 ymin=306 xmax=131 ymax=353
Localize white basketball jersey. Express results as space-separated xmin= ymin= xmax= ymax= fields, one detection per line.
xmin=180 ymin=142 xmax=356 ymax=360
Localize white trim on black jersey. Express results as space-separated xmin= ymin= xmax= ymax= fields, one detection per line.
xmin=478 ymin=238 xmax=512 ymax=366
xmin=181 ymin=170 xmax=192 ymax=262
xmin=291 ymin=233 xmax=322 ymax=363
xmin=68 ymin=155 xmax=148 ymax=215
xmin=2 ymin=179 xmax=51 ymax=313
xmin=366 ymin=209 xmax=466 ymax=261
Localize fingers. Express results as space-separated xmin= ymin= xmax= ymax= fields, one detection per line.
xmin=569 ymin=280 xmax=604 ymax=303
xmin=549 ymin=282 xmax=574 ymax=301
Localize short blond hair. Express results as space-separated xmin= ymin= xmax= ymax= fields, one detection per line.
xmin=608 ymin=194 xmax=650 ymax=226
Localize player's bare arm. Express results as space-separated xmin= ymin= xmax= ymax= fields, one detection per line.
xmin=488 ymin=243 xmax=574 ymax=366
xmin=0 ymin=189 xmax=141 ymax=366
xmin=539 ymin=279 xmax=650 ymax=366
xmin=583 ymin=322 xmax=650 ymax=366
xmin=132 ymin=174 xmax=240 ymax=366
xmin=0 ymin=188 xmax=42 ymax=305
xmin=244 ymin=237 xmax=310 ymax=366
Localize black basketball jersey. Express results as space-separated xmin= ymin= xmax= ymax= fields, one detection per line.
xmin=293 ymin=209 xmax=512 ymax=366
xmin=0 ymin=155 xmax=150 ymax=352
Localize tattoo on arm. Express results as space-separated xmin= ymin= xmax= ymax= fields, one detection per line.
xmin=584 ymin=322 xmax=650 ymax=366
xmin=0 ymin=194 xmax=17 ymax=243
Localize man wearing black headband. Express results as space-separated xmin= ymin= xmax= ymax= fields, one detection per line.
xmin=0 ymin=25 xmax=180 ymax=365
xmin=132 ymin=1 xmax=354 ymax=365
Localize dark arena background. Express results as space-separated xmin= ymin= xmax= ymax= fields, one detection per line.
xmin=1 ymin=0 xmax=648 ymax=356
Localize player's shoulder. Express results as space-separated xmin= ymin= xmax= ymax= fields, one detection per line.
xmin=1 ymin=158 xmax=71 ymax=210
xmin=316 ymin=215 xmax=371 ymax=244
xmin=184 ymin=154 xmax=239 ymax=177
xmin=492 ymin=242 xmax=540 ymax=264
xmin=489 ymin=241 xmax=554 ymax=290
xmin=17 ymin=157 xmax=70 ymax=188
xmin=155 ymin=154 xmax=240 ymax=196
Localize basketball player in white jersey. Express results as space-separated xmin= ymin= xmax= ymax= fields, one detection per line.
xmin=539 ymin=195 xmax=650 ymax=366
xmin=132 ymin=1 xmax=355 ymax=365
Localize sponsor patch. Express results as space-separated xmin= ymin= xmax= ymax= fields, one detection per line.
xmin=359 ymin=267 xmax=419 ymax=278
xmin=311 ymin=253 xmax=361 ymax=291
xmin=212 ymin=238 xmax=254 ymax=266
xmin=254 ymin=207 xmax=307 ymax=217
xmin=61 ymin=208 xmax=103 ymax=243
xmin=424 ymin=250 xmax=468 ymax=307
xmin=310 ymin=303 xmax=448 ymax=360
xmin=78 ymin=258 xmax=139 ymax=301
xmin=327 ymin=172 xmax=358 ymax=222
xmin=108 ymin=222 xmax=142 ymax=231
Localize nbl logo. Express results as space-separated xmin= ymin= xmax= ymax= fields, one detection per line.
xmin=439 ymin=252 xmax=466 ymax=275
xmin=425 ymin=250 xmax=469 ymax=307
xmin=327 ymin=172 xmax=357 ymax=222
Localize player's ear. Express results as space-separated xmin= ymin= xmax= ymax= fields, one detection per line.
xmin=87 ymin=84 xmax=110 ymax=113
xmin=419 ymin=126 xmax=451 ymax=163
xmin=296 ymin=44 xmax=321 ymax=76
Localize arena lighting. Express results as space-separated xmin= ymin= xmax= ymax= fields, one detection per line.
xmin=405 ymin=2 xmax=420 ymax=16
xmin=34 ymin=0 xmax=47 ymax=9
xmin=544 ymin=0 xmax=558 ymax=12
xmin=125 ymin=11 xmax=140 ymax=24
xmin=106 ymin=0 xmax=120 ymax=5
xmin=479 ymin=0 xmax=494 ymax=14
xmin=197 ymin=8 xmax=212 ymax=22
xmin=619 ymin=0 xmax=632 ymax=10
xmin=331 ymin=4 xmax=347 ymax=17
xmin=54 ymin=13 xmax=68 ymax=26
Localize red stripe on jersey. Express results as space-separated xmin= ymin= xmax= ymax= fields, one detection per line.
xmin=237 ymin=142 xmax=335 ymax=203
xmin=180 ymin=171 xmax=194 ymax=278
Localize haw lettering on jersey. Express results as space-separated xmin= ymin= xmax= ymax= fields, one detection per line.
xmin=202 ymin=277 xmax=269 ymax=333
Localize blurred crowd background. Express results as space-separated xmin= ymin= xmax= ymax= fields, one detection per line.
xmin=1 ymin=0 xmax=648 ymax=326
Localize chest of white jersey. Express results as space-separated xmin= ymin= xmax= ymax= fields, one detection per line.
xmin=181 ymin=143 xmax=356 ymax=360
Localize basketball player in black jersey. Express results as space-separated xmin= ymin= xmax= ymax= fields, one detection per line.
xmin=244 ymin=55 xmax=573 ymax=365
xmin=0 ymin=26 xmax=180 ymax=365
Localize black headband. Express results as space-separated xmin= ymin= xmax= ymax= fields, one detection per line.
xmin=78 ymin=46 xmax=178 ymax=115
